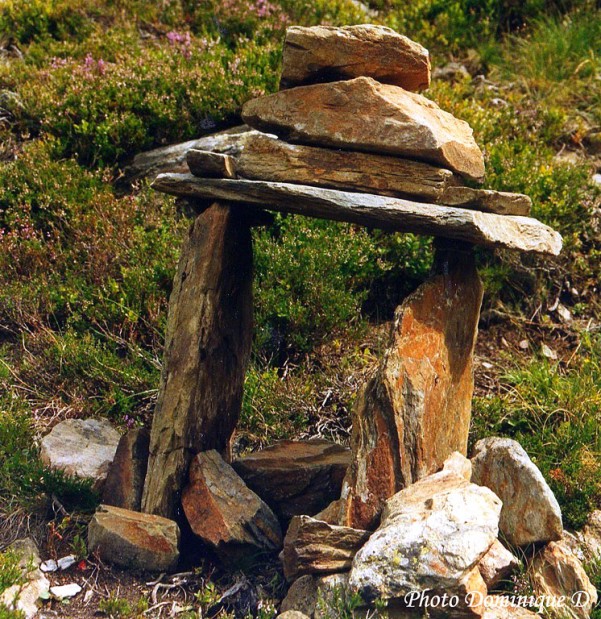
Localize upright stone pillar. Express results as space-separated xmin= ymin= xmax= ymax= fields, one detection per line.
xmin=340 ymin=241 xmax=483 ymax=530
xmin=142 ymin=202 xmax=253 ymax=519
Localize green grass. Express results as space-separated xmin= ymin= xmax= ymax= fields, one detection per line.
xmin=472 ymin=334 xmax=601 ymax=529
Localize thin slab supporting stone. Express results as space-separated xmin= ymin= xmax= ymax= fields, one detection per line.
xmin=340 ymin=246 xmax=483 ymax=530
xmin=152 ymin=175 xmax=562 ymax=256
xmin=142 ymin=203 xmax=253 ymax=519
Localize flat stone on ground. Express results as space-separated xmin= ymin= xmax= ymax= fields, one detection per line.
xmin=40 ymin=418 xmax=120 ymax=491
xmin=88 ymin=504 xmax=180 ymax=572
xmin=471 ymin=437 xmax=563 ymax=546
xmin=233 ymin=439 xmax=350 ymax=520
xmin=182 ymin=450 xmax=282 ymax=556
xmin=280 ymin=25 xmax=430 ymax=91
xmin=242 ymin=77 xmax=485 ymax=181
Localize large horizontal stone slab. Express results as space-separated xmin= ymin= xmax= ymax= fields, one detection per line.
xmin=242 ymin=77 xmax=485 ymax=181
xmin=88 ymin=504 xmax=180 ymax=572
xmin=280 ymin=25 xmax=430 ymax=91
xmin=152 ymin=175 xmax=562 ymax=256
xmin=236 ymin=133 xmax=459 ymax=202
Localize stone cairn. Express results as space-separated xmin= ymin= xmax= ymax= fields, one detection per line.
xmin=30 ymin=24 xmax=598 ymax=619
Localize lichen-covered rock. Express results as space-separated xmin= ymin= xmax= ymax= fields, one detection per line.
xmin=242 ymin=77 xmax=485 ymax=181
xmin=471 ymin=437 xmax=563 ymax=546
xmin=282 ymin=516 xmax=370 ymax=581
xmin=102 ymin=427 xmax=150 ymax=511
xmin=88 ymin=504 xmax=180 ymax=572
xmin=182 ymin=450 xmax=282 ymax=556
xmin=233 ymin=439 xmax=350 ymax=521
xmin=529 ymin=540 xmax=597 ymax=619
xmin=280 ymin=25 xmax=430 ymax=91
xmin=348 ymin=468 xmax=501 ymax=613
xmin=40 ymin=418 xmax=120 ymax=491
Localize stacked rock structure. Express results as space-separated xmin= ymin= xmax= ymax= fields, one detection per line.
xmin=81 ymin=24 xmax=597 ymax=619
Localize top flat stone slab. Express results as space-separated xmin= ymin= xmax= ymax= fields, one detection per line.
xmin=152 ymin=174 xmax=562 ymax=256
xmin=280 ymin=25 xmax=431 ymax=91
xmin=242 ymin=77 xmax=485 ymax=181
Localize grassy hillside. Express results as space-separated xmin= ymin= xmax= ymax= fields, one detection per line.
xmin=0 ymin=0 xmax=601 ymax=615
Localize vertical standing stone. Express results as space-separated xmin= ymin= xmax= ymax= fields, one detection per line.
xmin=340 ymin=241 xmax=483 ymax=530
xmin=142 ymin=202 xmax=253 ymax=519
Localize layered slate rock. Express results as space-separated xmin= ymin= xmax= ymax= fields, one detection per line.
xmin=242 ymin=77 xmax=485 ymax=181
xmin=280 ymin=25 xmax=430 ymax=91
xmin=478 ymin=540 xmax=519 ymax=589
xmin=88 ymin=504 xmax=180 ymax=572
xmin=122 ymin=125 xmax=255 ymax=184
xmin=233 ymin=439 xmax=350 ymax=520
xmin=471 ymin=437 xmax=563 ymax=546
xmin=153 ymin=176 xmax=563 ymax=256
xmin=529 ymin=540 xmax=598 ymax=619
xmin=182 ymin=450 xmax=282 ymax=556
xmin=142 ymin=203 xmax=253 ymax=519
xmin=282 ymin=515 xmax=370 ymax=581
xmin=102 ymin=427 xmax=150 ymax=512
xmin=40 ymin=418 xmax=120 ymax=491
xmin=340 ymin=248 xmax=483 ymax=530
xmin=348 ymin=467 xmax=502 ymax=613
xmin=236 ymin=133 xmax=460 ymax=202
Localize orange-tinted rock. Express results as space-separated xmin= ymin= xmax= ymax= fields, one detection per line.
xmin=102 ymin=428 xmax=150 ymax=512
xmin=182 ymin=450 xmax=282 ymax=556
xmin=340 ymin=242 xmax=483 ymax=530
xmin=280 ymin=25 xmax=430 ymax=91
xmin=478 ymin=540 xmax=519 ymax=589
xmin=232 ymin=440 xmax=350 ymax=521
xmin=242 ymin=77 xmax=485 ymax=181
xmin=88 ymin=504 xmax=180 ymax=572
